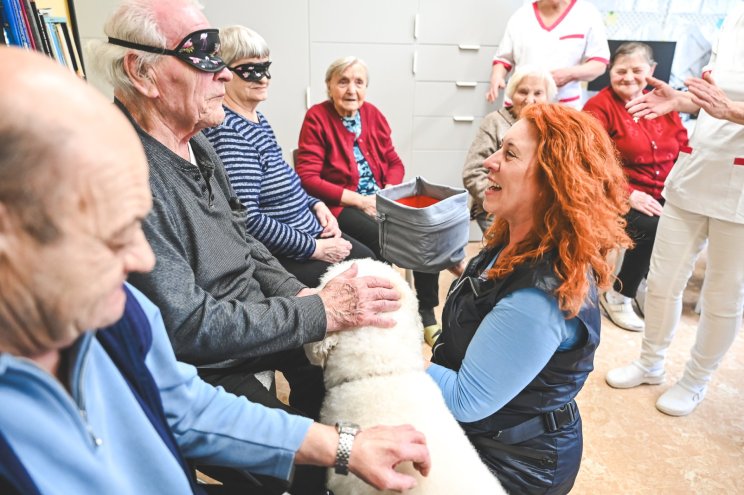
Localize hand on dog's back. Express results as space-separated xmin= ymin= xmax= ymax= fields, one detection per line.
xmin=319 ymin=261 xmax=402 ymax=332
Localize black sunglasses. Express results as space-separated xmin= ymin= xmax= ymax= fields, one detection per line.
xmin=229 ymin=61 xmax=272 ymax=82
xmin=108 ymin=28 xmax=226 ymax=73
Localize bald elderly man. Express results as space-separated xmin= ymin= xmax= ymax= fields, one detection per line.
xmin=0 ymin=47 xmax=430 ymax=495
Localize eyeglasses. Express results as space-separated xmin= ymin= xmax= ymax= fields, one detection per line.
xmin=229 ymin=61 xmax=272 ymax=82
xmin=108 ymin=29 xmax=226 ymax=73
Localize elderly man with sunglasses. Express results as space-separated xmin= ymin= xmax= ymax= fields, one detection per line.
xmin=88 ymin=0 xmax=406 ymax=493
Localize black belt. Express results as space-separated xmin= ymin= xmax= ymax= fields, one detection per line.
xmin=476 ymin=400 xmax=579 ymax=446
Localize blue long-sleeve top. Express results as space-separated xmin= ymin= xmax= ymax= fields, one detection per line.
xmin=0 ymin=284 xmax=312 ymax=494
xmin=428 ymin=288 xmax=581 ymax=423
xmin=203 ymin=108 xmax=323 ymax=260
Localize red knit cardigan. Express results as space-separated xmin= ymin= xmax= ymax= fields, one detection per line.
xmin=296 ymin=100 xmax=405 ymax=217
xmin=583 ymin=87 xmax=688 ymax=200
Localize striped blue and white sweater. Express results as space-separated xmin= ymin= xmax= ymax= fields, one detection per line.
xmin=204 ymin=108 xmax=323 ymax=260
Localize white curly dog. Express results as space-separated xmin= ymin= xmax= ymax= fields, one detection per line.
xmin=307 ymin=259 xmax=505 ymax=495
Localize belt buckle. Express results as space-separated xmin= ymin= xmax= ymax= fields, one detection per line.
xmin=544 ymin=402 xmax=576 ymax=433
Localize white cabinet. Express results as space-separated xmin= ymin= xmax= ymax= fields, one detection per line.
xmin=416 ymin=0 xmax=521 ymax=45
xmin=308 ymin=0 xmax=417 ymax=43
xmin=409 ymin=0 xmax=521 ymax=192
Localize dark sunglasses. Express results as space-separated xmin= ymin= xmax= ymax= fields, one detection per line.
xmin=108 ymin=28 xmax=226 ymax=73
xmin=229 ymin=61 xmax=272 ymax=82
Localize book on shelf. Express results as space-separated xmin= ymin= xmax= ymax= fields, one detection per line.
xmin=0 ymin=0 xmax=84 ymax=77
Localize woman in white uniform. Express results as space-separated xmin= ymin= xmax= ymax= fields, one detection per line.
xmin=486 ymin=0 xmax=609 ymax=108
xmin=605 ymin=5 xmax=744 ymax=417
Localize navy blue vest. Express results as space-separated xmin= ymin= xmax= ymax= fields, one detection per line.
xmin=431 ymin=247 xmax=600 ymax=494
xmin=0 ymin=286 xmax=205 ymax=495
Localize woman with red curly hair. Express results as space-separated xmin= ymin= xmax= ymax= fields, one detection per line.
xmin=429 ymin=103 xmax=630 ymax=494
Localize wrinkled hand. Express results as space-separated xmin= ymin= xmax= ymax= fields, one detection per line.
xmin=486 ymin=77 xmax=505 ymax=103
xmin=319 ymin=263 xmax=401 ymax=332
xmin=314 ymin=202 xmax=342 ymax=238
xmin=550 ymin=67 xmax=574 ymax=88
xmin=686 ymin=73 xmax=730 ymax=121
xmin=629 ymin=190 xmax=663 ymax=217
xmin=349 ymin=425 xmax=431 ymax=491
xmin=358 ymin=195 xmax=377 ymax=218
xmin=312 ymin=237 xmax=352 ymax=263
xmin=626 ymin=76 xmax=678 ymax=120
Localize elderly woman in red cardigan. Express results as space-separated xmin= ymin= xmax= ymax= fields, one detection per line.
xmin=296 ymin=56 xmax=443 ymax=345
xmin=583 ymin=42 xmax=688 ymax=332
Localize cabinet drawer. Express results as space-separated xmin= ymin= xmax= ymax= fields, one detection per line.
xmin=412 ymin=116 xmax=482 ymax=151
xmin=415 ymin=45 xmax=497 ymax=82
xmin=408 ymin=150 xmax=469 ymax=189
xmin=416 ymin=0 xmax=522 ymax=45
xmin=414 ymin=81 xmax=503 ymax=117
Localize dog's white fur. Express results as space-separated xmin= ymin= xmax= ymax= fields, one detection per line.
xmin=307 ymin=259 xmax=506 ymax=495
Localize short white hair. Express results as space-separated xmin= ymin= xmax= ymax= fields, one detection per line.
xmin=324 ymin=56 xmax=368 ymax=98
xmin=87 ymin=0 xmax=203 ymax=99
xmin=505 ymin=66 xmax=557 ymax=101
xmin=219 ymin=25 xmax=270 ymax=66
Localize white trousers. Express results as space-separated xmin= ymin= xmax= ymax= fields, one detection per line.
xmin=640 ymin=202 xmax=744 ymax=388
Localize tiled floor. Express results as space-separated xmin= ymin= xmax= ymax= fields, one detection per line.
xmin=279 ymin=242 xmax=744 ymax=493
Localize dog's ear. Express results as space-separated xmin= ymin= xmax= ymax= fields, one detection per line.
xmin=304 ymin=334 xmax=339 ymax=367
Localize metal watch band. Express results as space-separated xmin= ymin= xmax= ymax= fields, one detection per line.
xmin=334 ymin=422 xmax=360 ymax=475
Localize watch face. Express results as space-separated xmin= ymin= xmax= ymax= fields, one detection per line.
xmin=336 ymin=421 xmax=360 ymax=434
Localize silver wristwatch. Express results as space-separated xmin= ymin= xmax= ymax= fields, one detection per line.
xmin=334 ymin=421 xmax=360 ymax=475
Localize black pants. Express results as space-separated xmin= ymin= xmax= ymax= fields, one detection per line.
xmin=615 ymin=205 xmax=662 ymax=298
xmin=198 ymin=349 xmax=326 ymax=495
xmin=276 ymin=233 xmax=375 ymax=288
xmin=338 ymin=206 xmax=440 ymax=311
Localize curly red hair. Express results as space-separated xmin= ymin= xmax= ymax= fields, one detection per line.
xmin=485 ymin=103 xmax=631 ymax=317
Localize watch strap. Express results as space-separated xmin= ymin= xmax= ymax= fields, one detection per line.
xmin=334 ymin=422 xmax=360 ymax=475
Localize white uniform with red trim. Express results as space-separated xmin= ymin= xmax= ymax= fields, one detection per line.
xmin=663 ymin=4 xmax=744 ymax=223
xmin=635 ymin=5 xmax=744 ymax=403
xmin=493 ymin=0 xmax=609 ymax=109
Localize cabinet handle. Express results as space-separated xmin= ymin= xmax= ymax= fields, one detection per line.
xmin=412 ymin=51 xmax=417 ymax=75
xmin=453 ymin=116 xmax=475 ymax=122
xmin=458 ymin=44 xmax=481 ymax=51
xmin=455 ymin=81 xmax=477 ymax=88
xmin=305 ymin=87 xmax=311 ymax=110
xmin=413 ymin=13 xmax=419 ymax=39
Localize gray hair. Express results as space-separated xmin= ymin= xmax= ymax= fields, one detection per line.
xmin=505 ymin=65 xmax=557 ymax=101
xmin=219 ymin=25 xmax=270 ymax=66
xmin=87 ymin=0 xmax=203 ymax=98
xmin=610 ymin=41 xmax=655 ymax=68
xmin=324 ymin=56 xmax=368 ymax=98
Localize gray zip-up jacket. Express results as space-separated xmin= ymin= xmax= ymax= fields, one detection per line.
xmin=121 ymin=102 xmax=327 ymax=368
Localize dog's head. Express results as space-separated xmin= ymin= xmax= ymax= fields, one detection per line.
xmin=305 ymin=259 xmax=425 ymax=386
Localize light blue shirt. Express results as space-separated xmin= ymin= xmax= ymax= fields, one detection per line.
xmin=0 ymin=284 xmax=312 ymax=494
xmin=428 ymin=288 xmax=581 ymax=423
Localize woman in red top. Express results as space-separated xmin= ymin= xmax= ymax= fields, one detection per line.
xmin=296 ymin=56 xmax=443 ymax=344
xmin=584 ymin=42 xmax=688 ymax=332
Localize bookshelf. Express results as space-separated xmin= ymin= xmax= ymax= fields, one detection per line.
xmin=0 ymin=0 xmax=85 ymax=77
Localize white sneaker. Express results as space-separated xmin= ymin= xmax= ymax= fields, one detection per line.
xmin=656 ymin=382 xmax=707 ymax=416
xmin=606 ymin=361 xmax=665 ymax=389
xmin=600 ymin=292 xmax=645 ymax=332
